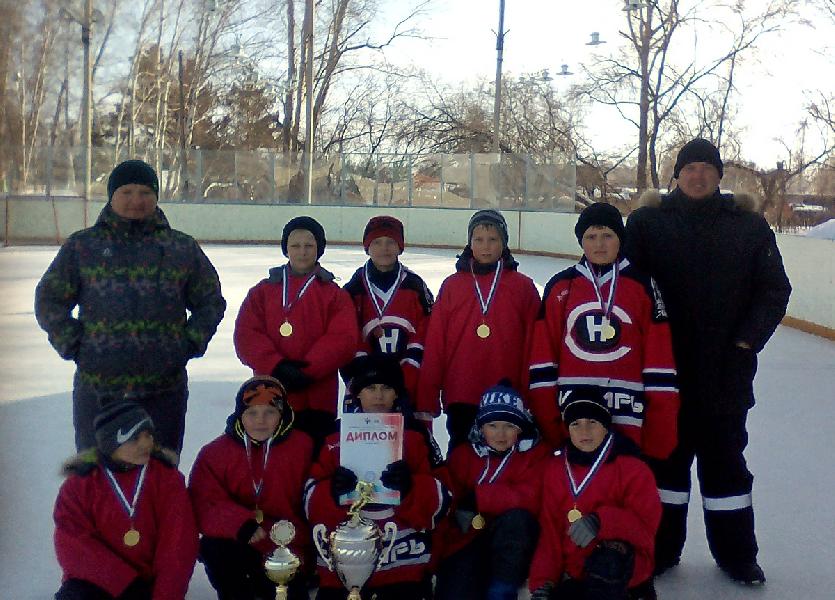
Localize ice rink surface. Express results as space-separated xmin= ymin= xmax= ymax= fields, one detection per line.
xmin=1 ymin=244 xmax=833 ymax=599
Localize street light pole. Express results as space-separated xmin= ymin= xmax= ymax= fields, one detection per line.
xmin=492 ymin=0 xmax=506 ymax=154
xmin=304 ymin=0 xmax=315 ymax=204
xmin=82 ymin=0 xmax=92 ymax=225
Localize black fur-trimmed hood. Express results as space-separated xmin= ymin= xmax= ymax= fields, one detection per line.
xmin=61 ymin=447 xmax=180 ymax=477
xmin=639 ymin=188 xmax=759 ymax=213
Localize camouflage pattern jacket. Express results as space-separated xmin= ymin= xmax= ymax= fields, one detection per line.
xmin=35 ymin=204 xmax=226 ymax=392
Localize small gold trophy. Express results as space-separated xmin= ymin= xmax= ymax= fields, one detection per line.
xmin=313 ymin=481 xmax=398 ymax=600
xmin=264 ymin=520 xmax=301 ymax=600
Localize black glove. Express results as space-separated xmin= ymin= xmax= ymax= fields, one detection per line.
xmin=530 ymin=581 xmax=556 ymax=600
xmin=120 ymin=578 xmax=154 ymax=600
xmin=331 ymin=466 xmax=358 ymax=504
xmin=380 ymin=459 xmax=412 ymax=497
xmin=272 ymin=359 xmax=313 ymax=392
xmin=568 ymin=513 xmax=600 ymax=548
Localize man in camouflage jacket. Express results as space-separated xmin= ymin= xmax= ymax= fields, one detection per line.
xmin=35 ymin=160 xmax=226 ymax=453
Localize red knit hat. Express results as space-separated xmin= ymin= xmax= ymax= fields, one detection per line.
xmin=363 ymin=216 xmax=405 ymax=253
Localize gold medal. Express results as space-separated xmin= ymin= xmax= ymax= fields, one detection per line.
xmin=255 ymin=508 xmax=264 ymax=524
xmin=471 ymin=514 xmax=486 ymax=530
xmin=476 ymin=323 xmax=491 ymax=339
xmin=567 ymin=508 xmax=583 ymax=523
xmin=123 ymin=528 xmax=141 ymax=547
xmin=279 ymin=321 xmax=293 ymax=337
xmin=602 ymin=323 xmax=616 ymax=341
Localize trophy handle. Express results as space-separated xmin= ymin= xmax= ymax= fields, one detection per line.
xmin=312 ymin=523 xmax=334 ymax=571
xmin=376 ymin=521 xmax=399 ymax=569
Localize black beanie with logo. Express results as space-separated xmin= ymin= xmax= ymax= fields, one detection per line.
xmin=93 ymin=400 xmax=155 ymax=457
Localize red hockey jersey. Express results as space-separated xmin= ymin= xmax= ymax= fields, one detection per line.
xmin=528 ymin=258 xmax=679 ymax=458
xmin=234 ymin=265 xmax=358 ymax=414
xmin=438 ymin=437 xmax=551 ymax=558
xmin=53 ymin=452 xmax=198 ymax=600
xmin=304 ymin=428 xmax=450 ymax=588
xmin=416 ymin=257 xmax=540 ymax=418
xmin=344 ymin=261 xmax=434 ymax=400
xmin=188 ymin=429 xmax=313 ymax=560
xmin=528 ymin=436 xmax=661 ymax=591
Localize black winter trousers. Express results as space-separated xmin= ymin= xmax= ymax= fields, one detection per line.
xmin=435 ymin=508 xmax=539 ymax=600
xmin=200 ymin=537 xmax=309 ymax=600
xmin=649 ymin=409 xmax=757 ymax=569
xmin=72 ymin=370 xmax=189 ymax=454
xmin=445 ymin=404 xmax=479 ymax=452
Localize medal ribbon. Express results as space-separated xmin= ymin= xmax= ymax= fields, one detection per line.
xmin=564 ymin=433 xmax=613 ymax=502
xmin=584 ymin=260 xmax=619 ymax=321
xmin=281 ymin=265 xmax=317 ymax=315
xmin=104 ymin=463 xmax=148 ymax=521
xmin=470 ymin=259 xmax=503 ymax=317
xmin=244 ymin=435 xmax=273 ymax=501
xmin=476 ymin=447 xmax=515 ymax=485
xmin=362 ymin=261 xmax=405 ymax=319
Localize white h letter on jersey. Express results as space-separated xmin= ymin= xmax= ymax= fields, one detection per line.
xmin=379 ymin=329 xmax=400 ymax=353
xmin=586 ymin=315 xmax=605 ymax=342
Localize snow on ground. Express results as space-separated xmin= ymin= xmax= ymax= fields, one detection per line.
xmin=1 ymin=245 xmax=833 ymax=599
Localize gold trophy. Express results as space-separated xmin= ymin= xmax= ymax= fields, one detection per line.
xmin=264 ymin=520 xmax=301 ymax=600
xmin=312 ymin=481 xmax=398 ymax=600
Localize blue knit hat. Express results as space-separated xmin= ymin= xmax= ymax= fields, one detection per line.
xmin=475 ymin=383 xmax=532 ymax=431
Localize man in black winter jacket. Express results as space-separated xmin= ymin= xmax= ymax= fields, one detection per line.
xmin=624 ymin=139 xmax=791 ymax=586
xmin=35 ymin=160 xmax=226 ymax=454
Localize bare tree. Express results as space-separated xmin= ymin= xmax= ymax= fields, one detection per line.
xmin=577 ymin=0 xmax=794 ymax=192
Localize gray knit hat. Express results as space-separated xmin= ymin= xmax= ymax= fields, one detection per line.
xmin=93 ymin=400 xmax=154 ymax=456
xmin=468 ymin=209 xmax=508 ymax=246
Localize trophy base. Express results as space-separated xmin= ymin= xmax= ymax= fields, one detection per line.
xmin=275 ymin=583 xmax=288 ymax=600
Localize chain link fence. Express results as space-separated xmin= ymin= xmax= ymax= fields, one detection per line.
xmin=1 ymin=146 xmax=577 ymax=212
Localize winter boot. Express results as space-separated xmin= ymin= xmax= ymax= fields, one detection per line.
xmin=719 ymin=561 xmax=766 ymax=586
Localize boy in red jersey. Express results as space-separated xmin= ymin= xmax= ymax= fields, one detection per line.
xmin=189 ymin=376 xmax=313 ymax=600
xmin=234 ymin=216 xmax=358 ymax=449
xmin=435 ymin=382 xmax=550 ymax=600
xmin=305 ymin=355 xmax=450 ymax=600
xmin=343 ymin=216 xmax=434 ymax=399
xmin=529 ymin=388 xmax=660 ymax=600
xmin=53 ymin=400 xmax=198 ymax=600
xmin=528 ymin=202 xmax=679 ymax=458
xmin=417 ymin=209 xmax=540 ymax=450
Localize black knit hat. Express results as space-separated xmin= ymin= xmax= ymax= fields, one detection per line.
xmin=560 ymin=387 xmax=612 ymax=429
xmin=107 ymin=160 xmax=160 ymax=202
xmin=363 ymin=216 xmax=405 ymax=253
xmin=673 ymin=138 xmax=724 ymax=179
xmin=281 ymin=216 xmax=326 ymax=259
xmin=93 ymin=400 xmax=155 ymax=457
xmin=468 ymin=209 xmax=509 ymax=247
xmin=346 ymin=354 xmax=406 ymax=399
xmin=234 ymin=376 xmax=287 ymax=418
xmin=574 ymin=202 xmax=625 ymax=245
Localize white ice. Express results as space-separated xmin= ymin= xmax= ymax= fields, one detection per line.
xmin=1 ymin=245 xmax=833 ymax=599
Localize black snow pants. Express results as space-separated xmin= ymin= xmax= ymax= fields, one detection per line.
xmin=649 ymin=407 xmax=758 ymax=569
